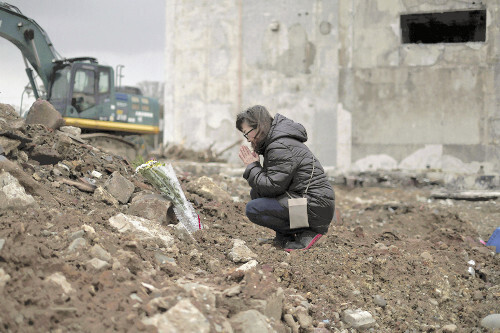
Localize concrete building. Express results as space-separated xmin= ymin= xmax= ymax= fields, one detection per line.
xmin=164 ymin=0 xmax=499 ymax=174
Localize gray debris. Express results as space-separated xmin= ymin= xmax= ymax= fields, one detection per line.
xmin=89 ymin=244 xmax=112 ymax=262
xmin=128 ymin=193 xmax=172 ymax=224
xmin=59 ymin=126 xmax=82 ymax=137
xmin=481 ymin=314 xmax=500 ymax=329
xmin=229 ymin=309 xmax=274 ymax=333
xmin=342 ymin=309 xmax=375 ymax=329
xmin=228 ymin=239 xmax=257 ymax=263
xmin=68 ymin=237 xmax=87 ymax=253
xmin=0 ymin=172 xmax=36 ymax=209
xmin=142 ymin=299 xmax=210 ymax=333
xmin=25 ymin=99 xmax=64 ymax=130
xmin=373 ymin=294 xmax=387 ymax=307
xmin=105 ymin=171 xmax=135 ymax=204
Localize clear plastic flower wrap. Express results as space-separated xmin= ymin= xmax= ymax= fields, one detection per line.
xmin=135 ymin=160 xmax=202 ymax=233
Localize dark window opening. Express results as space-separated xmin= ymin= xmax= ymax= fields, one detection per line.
xmin=401 ymin=9 xmax=486 ymax=44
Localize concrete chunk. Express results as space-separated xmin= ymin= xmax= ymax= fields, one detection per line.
xmin=25 ymin=99 xmax=65 ymax=130
xmin=108 ymin=213 xmax=175 ymax=247
xmin=342 ymin=309 xmax=375 ymax=329
xmin=481 ymin=314 xmax=500 ymax=329
xmin=128 ymin=193 xmax=172 ymax=224
xmin=105 ymin=171 xmax=135 ymax=204
xmin=229 ymin=309 xmax=274 ymax=333
xmin=142 ymin=299 xmax=210 ymax=333
xmin=86 ymin=258 xmax=110 ymax=271
xmin=228 ymin=239 xmax=257 ymax=263
xmin=0 ymin=172 xmax=36 ymax=209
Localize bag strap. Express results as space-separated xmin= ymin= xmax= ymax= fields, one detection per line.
xmin=303 ymin=156 xmax=315 ymax=197
xmin=286 ymin=156 xmax=315 ymax=199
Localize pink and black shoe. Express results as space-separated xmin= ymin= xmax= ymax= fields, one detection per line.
xmin=284 ymin=230 xmax=322 ymax=251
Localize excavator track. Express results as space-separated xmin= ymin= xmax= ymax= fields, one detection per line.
xmin=80 ymin=133 xmax=143 ymax=161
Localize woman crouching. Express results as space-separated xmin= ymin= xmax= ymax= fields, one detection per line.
xmin=236 ymin=105 xmax=335 ymax=251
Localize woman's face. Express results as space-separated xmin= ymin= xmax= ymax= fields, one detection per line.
xmin=241 ymin=121 xmax=257 ymax=146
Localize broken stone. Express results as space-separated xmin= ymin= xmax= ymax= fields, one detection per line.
xmin=89 ymin=244 xmax=112 ymax=262
xmin=472 ymin=290 xmax=483 ymax=301
xmin=86 ymin=258 xmax=110 ymax=271
xmin=91 ymin=170 xmax=102 ymax=179
xmin=108 ymin=213 xmax=175 ymax=247
xmin=142 ymin=299 xmax=210 ymax=333
xmin=248 ymin=287 xmax=284 ymax=322
xmin=14 ymin=150 xmax=28 ymax=163
xmin=481 ymin=314 xmax=500 ymax=329
xmin=373 ymin=294 xmax=387 ymax=307
xmin=0 ymin=268 xmax=11 ymax=289
xmin=421 ymin=251 xmax=433 ymax=261
xmin=68 ymin=237 xmax=87 ymax=253
xmin=130 ymin=293 xmax=143 ymax=303
xmin=374 ymin=242 xmax=388 ymax=250
xmin=229 ymin=309 xmax=274 ymax=333
xmin=284 ymin=313 xmax=300 ymax=333
xmin=294 ymin=306 xmax=313 ymax=329
xmin=82 ymin=224 xmax=95 ymax=234
xmin=128 ymin=193 xmax=172 ymax=224
xmin=69 ymin=230 xmax=85 ymax=241
xmin=25 ymin=99 xmax=64 ymax=130
xmin=46 ymin=272 xmax=74 ymax=294
xmin=178 ymin=282 xmax=216 ymax=309
xmin=186 ymin=175 xmax=233 ymax=202
xmin=104 ymin=171 xmax=135 ymax=204
xmin=208 ymin=259 xmax=220 ymax=273
xmin=0 ymin=238 xmax=5 ymax=252
xmin=59 ymin=126 xmax=81 ymax=137
xmin=342 ymin=309 xmax=375 ymax=329
xmin=154 ymin=253 xmax=176 ymax=265
xmin=223 ymin=285 xmax=242 ymax=297
xmin=0 ymin=171 xmax=36 ymax=209
xmin=236 ymin=260 xmax=258 ymax=272
xmin=93 ymin=186 xmax=119 ymax=207
xmin=228 ymin=239 xmax=257 ymax=263
xmin=0 ymin=136 xmax=20 ymax=155
xmin=442 ymin=324 xmax=458 ymax=332
xmin=0 ymin=103 xmax=19 ymax=121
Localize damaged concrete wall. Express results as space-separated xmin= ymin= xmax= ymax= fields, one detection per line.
xmin=164 ymin=0 xmax=498 ymax=173
xmin=339 ymin=0 xmax=500 ymax=173
xmin=164 ymin=0 xmax=339 ymax=165
xmin=164 ymin=0 xmax=241 ymax=157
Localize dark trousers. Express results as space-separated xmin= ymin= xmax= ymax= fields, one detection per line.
xmin=245 ymin=189 xmax=307 ymax=236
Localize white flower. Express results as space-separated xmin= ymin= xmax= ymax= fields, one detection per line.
xmin=135 ymin=160 xmax=201 ymax=233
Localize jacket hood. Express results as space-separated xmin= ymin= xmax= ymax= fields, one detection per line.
xmin=256 ymin=113 xmax=307 ymax=154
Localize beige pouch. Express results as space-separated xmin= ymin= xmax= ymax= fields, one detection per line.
xmin=287 ymin=156 xmax=315 ymax=230
xmin=288 ymin=197 xmax=309 ymax=229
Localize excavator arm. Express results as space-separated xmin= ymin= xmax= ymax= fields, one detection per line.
xmin=0 ymin=2 xmax=61 ymax=97
xmin=0 ymin=2 xmax=160 ymax=161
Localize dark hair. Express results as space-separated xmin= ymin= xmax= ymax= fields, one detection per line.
xmin=236 ymin=105 xmax=273 ymax=146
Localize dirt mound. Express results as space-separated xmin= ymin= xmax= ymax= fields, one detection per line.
xmin=0 ymin=103 xmax=499 ymax=332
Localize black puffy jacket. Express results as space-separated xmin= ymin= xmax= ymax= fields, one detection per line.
xmin=243 ymin=113 xmax=335 ymax=234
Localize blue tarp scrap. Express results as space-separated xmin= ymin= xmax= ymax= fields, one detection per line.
xmin=486 ymin=227 xmax=500 ymax=253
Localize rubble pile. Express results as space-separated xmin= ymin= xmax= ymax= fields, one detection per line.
xmin=0 ymin=102 xmax=499 ymax=332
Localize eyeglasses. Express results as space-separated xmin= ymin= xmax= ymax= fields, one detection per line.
xmin=243 ymin=128 xmax=255 ymax=140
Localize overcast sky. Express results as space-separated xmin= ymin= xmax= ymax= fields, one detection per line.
xmin=0 ymin=0 xmax=165 ymax=111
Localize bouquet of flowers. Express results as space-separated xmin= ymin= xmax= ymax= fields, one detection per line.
xmin=135 ymin=160 xmax=202 ymax=233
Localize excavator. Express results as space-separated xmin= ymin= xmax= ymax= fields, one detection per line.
xmin=0 ymin=2 xmax=160 ymax=160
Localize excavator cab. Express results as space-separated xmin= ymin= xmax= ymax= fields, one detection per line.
xmin=48 ymin=58 xmax=112 ymax=120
